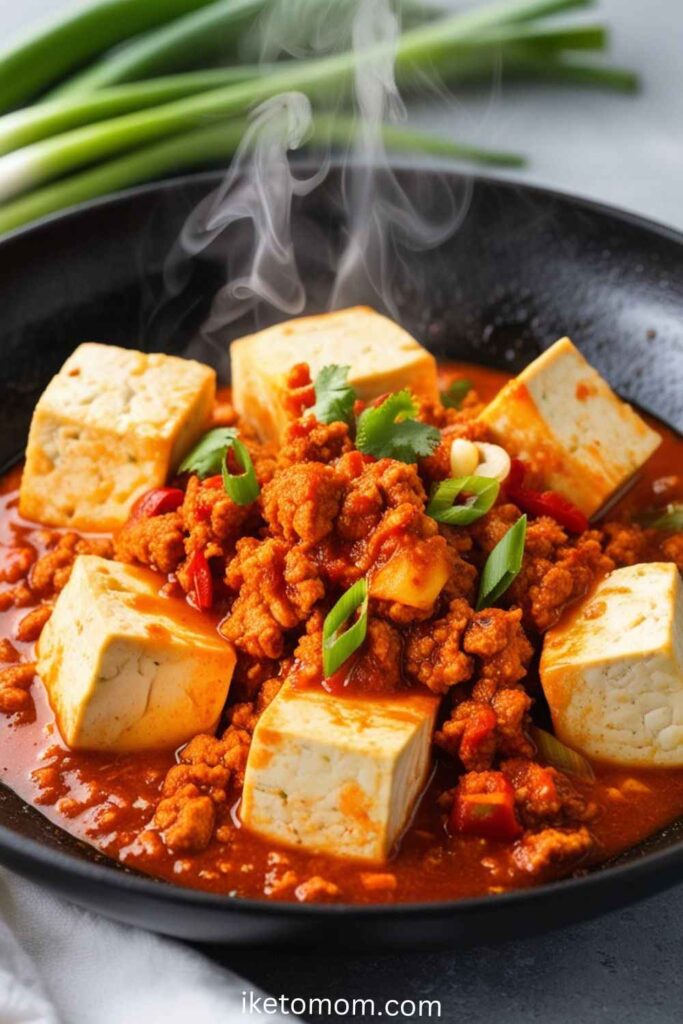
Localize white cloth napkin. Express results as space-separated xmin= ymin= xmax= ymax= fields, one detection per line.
xmin=0 ymin=868 xmax=289 ymax=1024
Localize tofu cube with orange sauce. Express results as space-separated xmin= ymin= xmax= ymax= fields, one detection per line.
xmin=37 ymin=555 xmax=235 ymax=753
xmin=230 ymin=306 xmax=438 ymax=443
xmin=478 ymin=338 xmax=661 ymax=517
xmin=541 ymin=563 xmax=683 ymax=766
xmin=241 ymin=682 xmax=439 ymax=863
xmin=20 ymin=343 xmax=215 ymax=531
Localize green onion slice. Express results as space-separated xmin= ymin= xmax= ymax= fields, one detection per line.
xmin=178 ymin=427 xmax=237 ymax=478
xmin=355 ymin=390 xmax=440 ymax=464
xmin=221 ymin=437 xmax=260 ymax=506
xmin=476 ymin=514 xmax=527 ymax=610
xmin=322 ymin=578 xmax=369 ymax=679
xmin=441 ymin=378 xmax=473 ymax=409
xmin=531 ymin=726 xmax=595 ymax=781
xmin=427 ymin=475 xmax=500 ymax=526
xmin=636 ymin=502 xmax=683 ymax=532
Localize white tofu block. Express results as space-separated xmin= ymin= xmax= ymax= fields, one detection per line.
xmin=478 ymin=338 xmax=661 ymax=517
xmin=541 ymin=563 xmax=683 ymax=767
xmin=241 ymin=682 xmax=439 ymax=862
xmin=37 ymin=555 xmax=235 ymax=753
xmin=231 ymin=306 xmax=438 ymax=442
xmin=20 ymin=343 xmax=215 ymax=531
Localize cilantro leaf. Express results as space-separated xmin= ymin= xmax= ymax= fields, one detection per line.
xmin=177 ymin=427 xmax=238 ymax=478
xmin=441 ymin=378 xmax=473 ymax=410
xmin=311 ymin=364 xmax=356 ymax=425
xmin=356 ymin=390 xmax=440 ymax=463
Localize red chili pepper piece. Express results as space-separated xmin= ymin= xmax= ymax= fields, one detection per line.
xmin=131 ymin=487 xmax=184 ymax=519
xmin=452 ymin=777 xmax=522 ymax=841
xmin=506 ymin=458 xmax=589 ymax=533
xmin=187 ymin=549 xmax=213 ymax=611
xmin=459 ymin=706 xmax=497 ymax=768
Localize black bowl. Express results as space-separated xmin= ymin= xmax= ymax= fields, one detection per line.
xmin=0 ymin=167 xmax=681 ymax=947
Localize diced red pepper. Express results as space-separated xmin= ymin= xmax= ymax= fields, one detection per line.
xmin=187 ymin=549 xmax=213 ymax=611
xmin=506 ymin=458 xmax=589 ymax=533
xmin=131 ymin=487 xmax=184 ymax=519
xmin=459 ymin=705 xmax=497 ymax=768
xmin=452 ymin=777 xmax=522 ymax=841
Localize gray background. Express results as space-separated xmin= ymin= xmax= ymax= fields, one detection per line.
xmin=2 ymin=0 xmax=683 ymax=1021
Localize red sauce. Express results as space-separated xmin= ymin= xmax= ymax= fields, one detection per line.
xmin=0 ymin=364 xmax=682 ymax=905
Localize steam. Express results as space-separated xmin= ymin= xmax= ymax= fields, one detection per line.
xmin=168 ymin=0 xmax=472 ymax=345
xmin=331 ymin=0 xmax=466 ymax=315
xmin=170 ymin=91 xmax=326 ymax=333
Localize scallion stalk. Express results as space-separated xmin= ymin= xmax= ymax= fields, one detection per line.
xmin=48 ymin=0 xmax=268 ymax=99
xmin=0 ymin=23 xmax=610 ymax=159
xmin=0 ymin=69 xmax=270 ymax=158
xmin=0 ymin=0 xmax=636 ymax=204
xmin=0 ymin=0 xmax=218 ymax=114
xmin=0 ymin=117 xmax=524 ymax=237
xmin=47 ymin=0 xmax=430 ymax=98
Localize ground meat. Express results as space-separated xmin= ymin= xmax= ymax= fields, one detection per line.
xmin=290 ymin=612 xmax=324 ymax=688
xmin=600 ymin=521 xmax=651 ymax=566
xmin=346 ymin=618 xmax=402 ymax=694
xmin=0 ymin=639 xmax=19 ymax=663
xmin=261 ymin=462 xmax=344 ymax=544
xmin=662 ymin=532 xmax=683 ymax=569
xmin=435 ymin=682 xmax=533 ymax=770
xmin=474 ymin=512 xmax=613 ymax=632
xmin=181 ymin=474 xmax=255 ymax=562
xmin=155 ymin=788 xmax=216 ymax=853
xmin=489 ymin=687 xmax=534 ymax=758
xmin=278 ymin=418 xmax=352 ymax=467
xmin=464 ymin=607 xmax=533 ymax=687
xmin=440 ymin=527 xmax=478 ymax=603
xmin=513 ymin=826 xmax=593 ymax=875
xmin=294 ymin=876 xmax=340 ymax=902
xmin=502 ymin=758 xmax=594 ymax=828
xmin=336 ymin=458 xmax=426 ymax=543
xmin=434 ymin=700 xmax=498 ymax=770
xmin=154 ymin=725 xmax=252 ymax=852
xmin=222 ymin=538 xmax=323 ymax=659
xmin=405 ymin=598 xmax=473 ymax=694
xmin=31 ymin=533 xmax=113 ymax=597
xmin=0 ymin=546 xmax=35 ymax=584
xmin=0 ymin=662 xmax=35 ymax=713
xmin=115 ymin=511 xmax=185 ymax=575
xmin=15 ymin=605 xmax=52 ymax=643
xmin=281 ymin=362 xmax=316 ymax=422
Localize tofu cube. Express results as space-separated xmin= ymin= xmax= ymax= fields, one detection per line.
xmin=231 ymin=306 xmax=438 ymax=442
xmin=20 ymin=343 xmax=215 ymax=531
xmin=241 ymin=682 xmax=439 ymax=862
xmin=37 ymin=555 xmax=235 ymax=752
xmin=541 ymin=563 xmax=683 ymax=767
xmin=478 ymin=338 xmax=661 ymax=517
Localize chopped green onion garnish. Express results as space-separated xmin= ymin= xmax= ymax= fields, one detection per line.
xmin=636 ymin=503 xmax=683 ymax=532
xmin=441 ymin=378 xmax=473 ymax=409
xmin=221 ymin=437 xmax=260 ymax=506
xmin=355 ymin=390 xmax=440 ymax=464
xmin=178 ymin=427 xmax=237 ymax=478
xmin=311 ymin=364 xmax=356 ymax=426
xmin=427 ymin=475 xmax=500 ymax=526
xmin=531 ymin=726 xmax=595 ymax=781
xmin=476 ymin=514 xmax=527 ymax=610
xmin=322 ymin=578 xmax=369 ymax=679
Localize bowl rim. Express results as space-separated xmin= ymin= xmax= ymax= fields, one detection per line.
xmin=1 ymin=167 xmax=682 ymax=923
